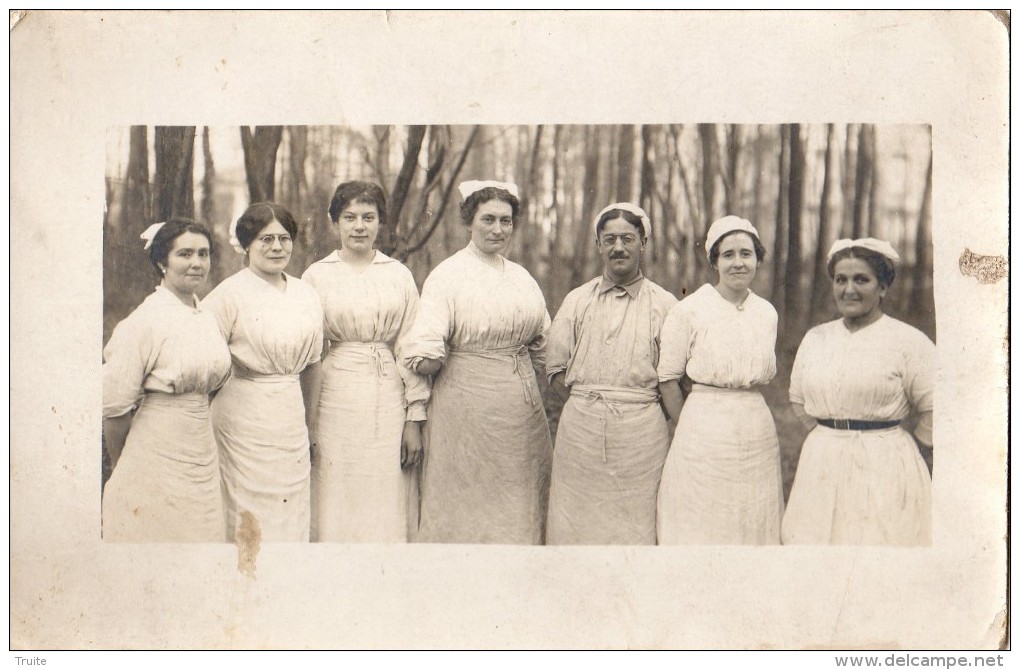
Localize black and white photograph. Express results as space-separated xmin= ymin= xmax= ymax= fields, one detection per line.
xmin=100 ymin=122 xmax=936 ymax=549
xmin=11 ymin=10 xmax=1010 ymax=653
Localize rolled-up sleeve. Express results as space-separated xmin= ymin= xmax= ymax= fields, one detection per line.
xmin=394 ymin=272 xmax=430 ymax=418
xmin=546 ymin=291 xmax=578 ymax=381
xmin=656 ymin=303 xmax=692 ymax=383
xmin=102 ymin=318 xmax=152 ymax=418
xmin=902 ymin=331 xmax=935 ymax=415
xmin=400 ymin=270 xmax=453 ymax=369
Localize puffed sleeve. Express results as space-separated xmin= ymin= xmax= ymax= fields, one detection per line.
xmin=400 ymin=269 xmax=454 ymax=368
xmin=301 ymin=285 xmax=325 ymax=366
xmin=656 ymin=302 xmax=693 ymax=382
xmin=901 ymin=329 xmax=935 ymax=415
xmin=300 ymin=264 xmax=330 ymax=350
xmin=393 ymin=269 xmax=430 ymax=421
xmin=788 ymin=328 xmax=816 ymax=406
xmin=546 ymin=289 xmax=579 ymax=380
xmin=102 ymin=314 xmax=156 ymax=418
xmin=200 ymin=281 xmax=237 ymax=341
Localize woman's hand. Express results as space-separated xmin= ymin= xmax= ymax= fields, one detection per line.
xmin=400 ymin=420 xmax=424 ymax=470
xmin=416 ymin=358 xmax=442 ymax=376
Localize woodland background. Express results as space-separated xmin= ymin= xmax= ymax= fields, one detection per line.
xmin=104 ymin=124 xmax=935 ymax=497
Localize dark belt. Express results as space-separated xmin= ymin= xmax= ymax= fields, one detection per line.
xmin=817 ymin=418 xmax=901 ymax=431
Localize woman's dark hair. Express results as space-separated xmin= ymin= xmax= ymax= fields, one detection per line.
xmin=328 ymin=181 xmax=388 ymax=224
xmin=827 ymin=246 xmax=896 ymax=288
xmin=708 ymin=230 xmax=767 ymax=267
xmin=595 ymin=208 xmax=647 ymax=239
xmin=235 ymin=202 xmax=299 ymax=250
xmin=459 ymin=186 xmax=521 ymax=226
xmin=149 ymin=217 xmax=213 ymax=273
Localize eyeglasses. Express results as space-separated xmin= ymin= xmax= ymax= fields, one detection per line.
xmin=600 ymin=234 xmax=639 ymax=247
xmin=257 ymin=234 xmax=294 ymax=248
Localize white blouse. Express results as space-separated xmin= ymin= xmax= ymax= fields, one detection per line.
xmin=401 ymin=241 xmax=550 ymax=367
xmin=103 ymin=286 xmax=231 ymax=418
xmin=302 ymin=250 xmax=429 ymax=416
xmin=789 ymin=314 xmax=934 ymax=422
xmin=202 ymin=268 xmax=323 ymax=376
xmin=657 ymin=283 xmax=777 ymax=388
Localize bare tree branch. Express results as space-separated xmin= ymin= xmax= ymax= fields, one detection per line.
xmin=398 ymin=125 xmax=481 ymax=260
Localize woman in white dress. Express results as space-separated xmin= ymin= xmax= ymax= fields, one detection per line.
xmin=205 ymin=202 xmax=324 ymax=543
xmin=656 ymin=215 xmax=784 ymax=545
xmin=102 ymin=218 xmax=232 ymax=542
xmin=402 ymin=180 xmax=553 ymax=544
xmin=302 ymin=181 xmax=429 ymax=543
xmin=782 ymin=238 xmax=933 ymax=545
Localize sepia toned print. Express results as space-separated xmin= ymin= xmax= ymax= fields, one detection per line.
xmin=102 ymin=123 xmax=937 ymax=547
xmin=12 ymin=10 xmax=1007 ymax=650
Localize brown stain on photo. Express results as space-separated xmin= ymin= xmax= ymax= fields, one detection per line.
xmin=959 ymin=248 xmax=1007 ymax=284
xmin=235 ymin=511 xmax=262 ymax=578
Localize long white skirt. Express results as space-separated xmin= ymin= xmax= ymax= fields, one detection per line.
xmin=213 ymin=372 xmax=311 ymax=543
xmin=781 ymin=424 xmax=931 ymax=545
xmin=103 ymin=393 xmax=226 ymax=542
xmin=418 ymin=348 xmax=552 ymax=545
xmin=313 ymin=343 xmax=416 ymax=543
xmin=547 ymin=389 xmax=669 ymax=545
xmin=657 ymin=385 xmax=784 ymax=545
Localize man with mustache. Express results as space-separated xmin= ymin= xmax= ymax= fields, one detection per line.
xmin=545 ymin=202 xmax=678 ymax=545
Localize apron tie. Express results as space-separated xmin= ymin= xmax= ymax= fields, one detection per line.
xmin=570 ymin=386 xmax=658 ymax=464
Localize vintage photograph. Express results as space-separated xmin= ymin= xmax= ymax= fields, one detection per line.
xmin=101 ymin=123 xmax=936 ymax=548
xmin=11 ymin=10 xmax=1008 ymax=652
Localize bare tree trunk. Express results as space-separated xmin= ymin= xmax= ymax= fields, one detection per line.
xmin=771 ymin=125 xmax=790 ymax=316
xmin=571 ymin=126 xmax=601 ymax=289
xmin=380 ymin=125 xmax=426 ymax=256
xmin=198 ymin=127 xmax=226 ymax=288
xmin=400 ymin=125 xmax=479 ymax=261
xmin=725 ymin=124 xmax=742 ymax=215
xmin=911 ymin=148 xmax=934 ymax=337
xmin=638 ymin=125 xmax=651 ymax=215
xmin=651 ymin=128 xmax=672 ymax=288
xmin=751 ymin=126 xmax=765 ymax=229
xmin=286 ymin=126 xmax=309 ymax=206
xmin=122 ymin=125 xmax=150 ymax=228
xmin=660 ymin=128 xmax=680 ymax=293
xmin=784 ymin=123 xmax=807 ymax=339
xmin=519 ymin=125 xmax=544 ymax=273
xmin=239 ymin=126 xmax=283 ymax=203
xmin=371 ymin=126 xmax=392 ymax=187
xmin=699 ymin=124 xmax=719 ymax=231
xmin=810 ymin=123 xmax=838 ymax=322
xmin=867 ymin=126 xmax=879 ymax=239
xmin=639 ymin=125 xmax=670 ymax=285
xmin=550 ymin=125 xmax=564 ymax=255
xmin=667 ymin=126 xmax=697 ymax=294
xmin=153 ymin=126 xmax=196 ymax=221
xmin=404 ymin=125 xmax=447 ymax=259
xmin=617 ymin=124 xmax=634 ymax=202
xmin=851 ymin=123 xmax=873 ymax=239
xmin=200 ymin=127 xmax=216 ymax=224
xmin=840 ymin=124 xmax=856 ymax=237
